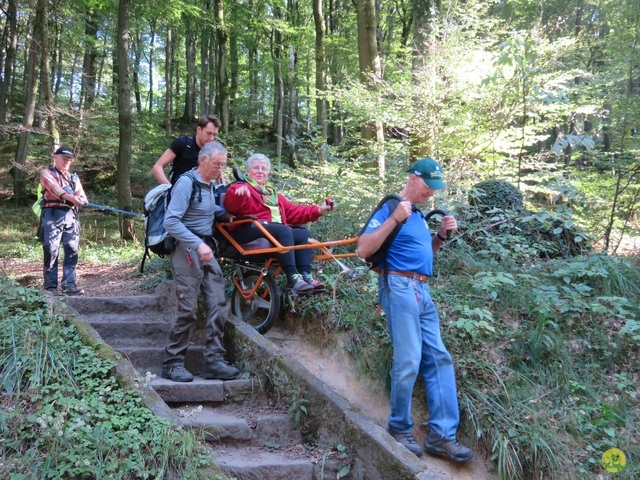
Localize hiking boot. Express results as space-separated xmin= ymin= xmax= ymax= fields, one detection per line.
xmin=62 ymin=286 xmax=84 ymax=296
xmin=302 ymin=273 xmax=325 ymax=292
xmin=161 ymin=365 xmax=194 ymax=382
xmin=45 ymin=287 xmax=58 ymax=296
xmin=423 ymin=430 xmax=474 ymax=462
xmin=286 ymin=274 xmax=314 ymax=295
xmin=388 ymin=428 xmax=423 ymax=457
xmin=201 ymin=359 xmax=241 ymax=380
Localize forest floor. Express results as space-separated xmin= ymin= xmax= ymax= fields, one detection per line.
xmin=4 ymin=256 xmax=498 ymax=479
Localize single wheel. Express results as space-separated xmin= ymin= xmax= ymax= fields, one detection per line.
xmin=231 ymin=273 xmax=280 ymax=334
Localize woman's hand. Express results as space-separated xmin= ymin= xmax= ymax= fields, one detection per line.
xmin=318 ymin=196 xmax=335 ymax=215
xmin=234 ymin=184 xmax=251 ymax=197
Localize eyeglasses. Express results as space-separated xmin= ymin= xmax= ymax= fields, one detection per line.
xmin=208 ymin=162 xmax=227 ymax=170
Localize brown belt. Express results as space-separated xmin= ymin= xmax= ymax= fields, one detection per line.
xmin=382 ymin=270 xmax=429 ymax=283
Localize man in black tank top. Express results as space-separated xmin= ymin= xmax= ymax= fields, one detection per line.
xmin=152 ymin=114 xmax=222 ymax=185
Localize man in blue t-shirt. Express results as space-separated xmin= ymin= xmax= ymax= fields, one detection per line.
xmin=152 ymin=114 xmax=222 ymax=185
xmin=357 ymin=158 xmax=473 ymax=463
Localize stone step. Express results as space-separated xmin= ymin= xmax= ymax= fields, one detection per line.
xmin=213 ymin=445 xmax=346 ymax=480
xmin=168 ymin=402 xmax=305 ymax=447
xmin=115 ymin=346 xmax=205 ymax=376
xmin=152 ymin=377 xmax=253 ymax=404
xmin=63 ymin=295 xmax=168 ymax=316
xmin=77 ymin=312 xmax=175 ymax=324
xmin=89 ymin=320 xmax=209 ymax=348
xmin=89 ymin=320 xmax=173 ymax=346
xmin=174 ymin=406 xmax=252 ymax=443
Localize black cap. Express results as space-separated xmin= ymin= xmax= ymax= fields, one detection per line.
xmin=54 ymin=146 xmax=74 ymax=157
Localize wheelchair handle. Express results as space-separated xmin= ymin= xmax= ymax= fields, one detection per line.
xmin=424 ymin=208 xmax=452 ymax=239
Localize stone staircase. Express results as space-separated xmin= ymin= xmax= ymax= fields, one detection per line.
xmin=62 ymin=282 xmax=443 ymax=480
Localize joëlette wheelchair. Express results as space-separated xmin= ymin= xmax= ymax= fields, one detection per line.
xmin=215 ymin=218 xmax=358 ymax=334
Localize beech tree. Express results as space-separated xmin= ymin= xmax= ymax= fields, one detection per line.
xmin=116 ymin=0 xmax=134 ymax=240
xmin=13 ymin=0 xmax=47 ymax=204
xmin=356 ymin=0 xmax=385 ymax=177
xmin=313 ymin=0 xmax=328 ymax=162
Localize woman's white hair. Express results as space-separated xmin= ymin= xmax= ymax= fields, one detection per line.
xmin=246 ymin=154 xmax=271 ymax=170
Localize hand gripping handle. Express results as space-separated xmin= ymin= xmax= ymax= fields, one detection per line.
xmin=424 ymin=208 xmax=452 ymax=239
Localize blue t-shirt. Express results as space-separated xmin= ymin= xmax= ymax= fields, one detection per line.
xmin=364 ymin=204 xmax=434 ymax=276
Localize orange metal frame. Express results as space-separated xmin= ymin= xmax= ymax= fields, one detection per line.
xmin=216 ymin=218 xmax=358 ymax=303
xmin=215 ymin=218 xmax=358 ymax=261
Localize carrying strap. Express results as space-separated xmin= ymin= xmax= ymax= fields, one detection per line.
xmin=359 ymin=194 xmax=405 ymax=271
xmin=41 ymin=167 xmax=78 ymax=208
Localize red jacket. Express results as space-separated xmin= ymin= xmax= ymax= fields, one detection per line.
xmin=224 ymin=182 xmax=321 ymax=226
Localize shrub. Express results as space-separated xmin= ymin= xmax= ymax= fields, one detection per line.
xmin=469 ymin=179 xmax=524 ymax=212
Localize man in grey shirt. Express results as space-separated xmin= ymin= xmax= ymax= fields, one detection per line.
xmin=161 ymin=141 xmax=240 ymax=382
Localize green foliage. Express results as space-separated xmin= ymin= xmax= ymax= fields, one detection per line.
xmin=454 ymin=201 xmax=593 ymax=260
xmin=451 ymin=305 xmax=496 ymax=339
xmin=287 ymin=389 xmax=309 ymax=427
xmin=469 ymin=179 xmax=524 ymax=212
xmin=0 ymin=276 xmax=214 ymax=479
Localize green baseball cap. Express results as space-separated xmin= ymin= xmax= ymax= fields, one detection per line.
xmin=408 ymin=157 xmax=446 ymax=190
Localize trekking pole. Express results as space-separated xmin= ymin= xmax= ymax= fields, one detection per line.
xmin=84 ymin=202 xmax=144 ymax=218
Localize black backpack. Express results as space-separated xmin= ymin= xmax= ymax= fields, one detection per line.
xmin=358 ymin=194 xmax=405 ymax=270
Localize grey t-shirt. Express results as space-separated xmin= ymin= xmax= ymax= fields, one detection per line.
xmin=164 ymin=171 xmax=226 ymax=250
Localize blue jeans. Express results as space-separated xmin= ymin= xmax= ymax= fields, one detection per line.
xmin=379 ymin=273 xmax=460 ymax=439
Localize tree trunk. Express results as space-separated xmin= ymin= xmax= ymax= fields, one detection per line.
xmin=286 ymin=44 xmax=297 ymax=167
xmin=412 ymin=0 xmax=440 ymax=70
xmin=41 ymin=13 xmax=59 ymax=149
xmin=117 ymin=0 xmax=134 ymax=240
xmin=14 ymin=0 xmax=47 ymax=204
xmin=356 ymin=0 xmax=385 ymax=177
xmin=80 ymin=10 xmax=99 ymax=109
xmin=248 ymin=40 xmax=258 ymax=124
xmin=183 ymin=21 xmax=197 ymax=122
xmin=200 ymin=2 xmax=212 ymax=115
xmin=132 ymin=25 xmax=143 ymax=114
xmin=273 ymin=7 xmax=284 ymax=157
xmin=215 ymin=0 xmax=229 ymax=132
xmin=165 ymin=26 xmax=173 ymax=135
xmin=327 ymin=0 xmax=344 ymax=145
xmin=53 ymin=25 xmax=63 ymax=99
xmin=313 ymin=0 xmax=328 ymax=163
xmin=147 ymin=19 xmax=156 ymax=111
xmin=229 ymin=21 xmax=239 ymax=129
xmin=0 ymin=0 xmax=17 ymax=125
xmin=410 ymin=0 xmax=440 ymax=158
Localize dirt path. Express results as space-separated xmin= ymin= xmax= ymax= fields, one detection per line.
xmin=4 ymin=258 xmax=496 ymax=479
xmin=268 ymin=329 xmax=497 ymax=480
xmin=3 ymin=258 xmax=151 ymax=296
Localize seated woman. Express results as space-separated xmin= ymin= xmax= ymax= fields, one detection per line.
xmin=223 ymin=154 xmax=335 ymax=295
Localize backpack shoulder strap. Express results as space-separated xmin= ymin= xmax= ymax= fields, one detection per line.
xmin=359 ymin=194 xmax=405 ymax=270
xmin=180 ymin=170 xmax=201 ymax=204
xmin=358 ymin=194 xmax=404 ymax=236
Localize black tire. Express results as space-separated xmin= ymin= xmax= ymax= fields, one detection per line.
xmin=231 ymin=273 xmax=280 ymax=334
